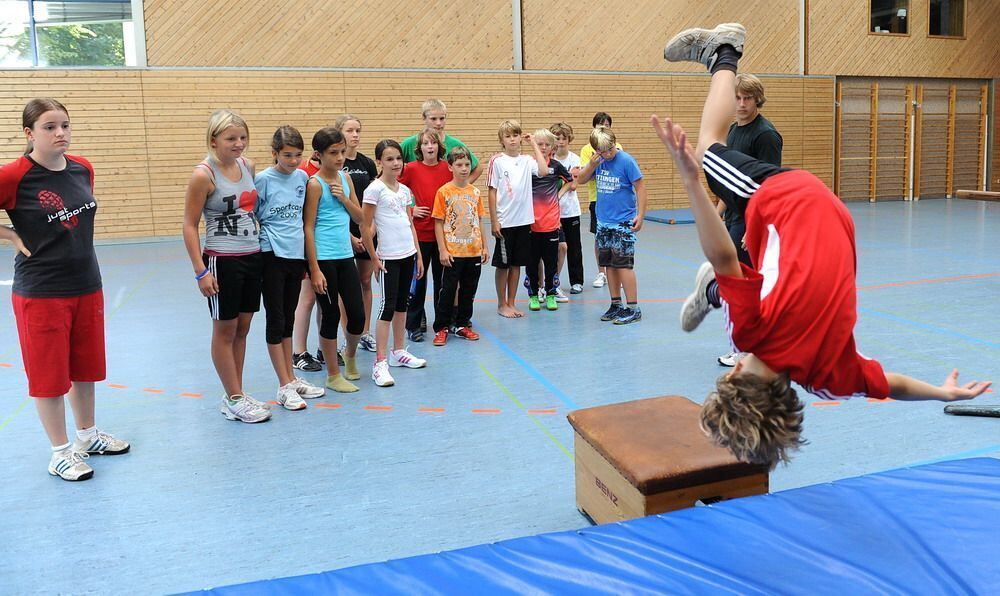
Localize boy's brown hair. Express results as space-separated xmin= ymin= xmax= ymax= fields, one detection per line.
xmin=447 ymin=145 xmax=471 ymax=166
xmin=735 ymin=73 xmax=767 ymax=107
xmin=699 ymin=371 xmax=805 ymax=470
xmin=549 ymin=121 xmax=574 ymax=142
xmin=416 ymin=127 xmax=446 ymax=159
xmin=497 ymin=119 xmax=522 ymax=144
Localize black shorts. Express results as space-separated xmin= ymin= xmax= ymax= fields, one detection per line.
xmin=702 ymin=143 xmax=787 ymax=217
xmin=558 ymin=226 xmax=566 ymax=243
xmin=588 ymin=201 xmax=597 ymax=234
xmin=492 ymin=224 xmax=532 ymax=268
xmin=205 ymin=253 xmax=263 ymax=321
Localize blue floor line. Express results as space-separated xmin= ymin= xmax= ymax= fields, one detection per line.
xmin=476 ymin=326 xmax=580 ymax=411
xmin=858 ymin=307 xmax=1000 ymax=350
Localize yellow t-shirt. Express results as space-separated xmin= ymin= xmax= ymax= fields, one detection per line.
xmin=432 ymin=182 xmax=485 ymax=257
xmin=579 ymin=142 xmax=624 ymax=203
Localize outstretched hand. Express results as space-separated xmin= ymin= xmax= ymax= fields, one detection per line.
xmin=940 ymin=369 xmax=992 ymax=402
xmin=651 ymin=115 xmax=700 ymax=180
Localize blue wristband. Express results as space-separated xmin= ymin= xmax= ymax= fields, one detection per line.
xmin=195 ymin=267 xmax=210 ymax=280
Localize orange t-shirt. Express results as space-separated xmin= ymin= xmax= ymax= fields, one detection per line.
xmin=432 ymin=182 xmax=485 ymax=257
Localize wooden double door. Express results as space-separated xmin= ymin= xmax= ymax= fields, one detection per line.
xmin=836 ymin=78 xmax=989 ymax=201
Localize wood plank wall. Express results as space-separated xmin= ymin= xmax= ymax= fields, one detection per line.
xmin=0 ymin=70 xmax=833 ymax=239
xmin=994 ymin=80 xmax=1000 ymax=191
xmin=521 ymin=0 xmax=799 ymax=74
xmin=143 ymin=0 xmax=515 ymax=69
xmin=810 ymin=0 xmax=1000 ymax=78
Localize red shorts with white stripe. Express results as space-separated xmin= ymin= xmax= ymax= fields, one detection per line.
xmin=12 ymin=289 xmax=106 ymax=398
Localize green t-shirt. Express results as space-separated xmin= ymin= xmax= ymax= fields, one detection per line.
xmin=400 ymin=133 xmax=479 ymax=170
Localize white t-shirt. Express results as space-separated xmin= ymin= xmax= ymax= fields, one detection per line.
xmin=554 ymin=151 xmax=582 ymax=218
xmin=487 ymin=153 xmax=538 ymax=228
xmin=362 ymin=179 xmax=417 ymax=260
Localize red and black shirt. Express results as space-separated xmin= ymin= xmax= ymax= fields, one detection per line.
xmin=0 ymin=154 xmax=102 ymax=298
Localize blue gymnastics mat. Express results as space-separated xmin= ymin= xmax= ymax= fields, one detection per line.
xmin=193 ymin=458 xmax=1000 ymax=595
xmin=644 ymin=208 xmax=695 ymax=224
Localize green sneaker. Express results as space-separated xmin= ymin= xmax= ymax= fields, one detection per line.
xmin=545 ymin=294 xmax=558 ymax=311
xmin=528 ymin=295 xmax=541 ymax=311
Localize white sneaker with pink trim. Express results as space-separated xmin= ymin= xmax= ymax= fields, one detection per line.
xmin=388 ymin=348 xmax=426 ymax=369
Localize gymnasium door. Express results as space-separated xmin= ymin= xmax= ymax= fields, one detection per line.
xmin=835 ymin=78 xmax=989 ymax=201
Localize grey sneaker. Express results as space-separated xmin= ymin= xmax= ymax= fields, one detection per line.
xmin=663 ymin=23 xmax=746 ymax=69
xmin=220 ymin=395 xmax=272 ymax=423
xmin=680 ymin=262 xmax=716 ymax=332
xmin=359 ymin=333 xmax=377 ymax=352
xmin=49 ymin=448 xmax=93 ymax=481
xmin=72 ymin=430 xmax=130 ymax=455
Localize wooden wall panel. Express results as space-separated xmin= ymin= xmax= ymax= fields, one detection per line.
xmin=0 ymin=70 xmax=834 ymax=240
xmin=919 ymin=85 xmax=950 ymax=198
xmin=810 ymin=0 xmax=1000 ymax=78
xmin=522 ymin=0 xmax=800 ymax=74
xmin=143 ymin=0 xmax=513 ymax=69
xmin=993 ymin=80 xmax=1000 ymax=191
xmin=0 ymin=71 xmax=152 ymax=239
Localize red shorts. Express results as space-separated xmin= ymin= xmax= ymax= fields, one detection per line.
xmin=12 ymin=289 xmax=106 ymax=398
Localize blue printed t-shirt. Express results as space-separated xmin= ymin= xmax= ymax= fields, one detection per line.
xmin=255 ymin=167 xmax=308 ymax=259
xmin=313 ymin=172 xmax=354 ymax=260
xmin=594 ymin=149 xmax=643 ymax=224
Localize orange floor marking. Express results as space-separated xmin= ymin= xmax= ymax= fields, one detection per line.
xmin=527 ymin=409 xmax=557 ymax=415
xmin=858 ymin=271 xmax=999 ymax=291
xmin=142 ymin=388 xmax=163 ymax=394
xmin=315 ymin=403 xmax=342 ymax=409
xmin=472 ymin=408 xmax=502 ymax=414
xmin=812 ymin=401 xmax=841 ymax=407
xmin=0 ymin=363 xmax=12 ymax=368
xmin=867 ymin=398 xmax=895 ymax=403
xmin=107 ymin=383 xmax=128 ymax=389
xmin=179 ymin=393 xmax=203 ymax=399
xmin=418 ymin=407 xmax=445 ymax=413
xmin=364 ymin=405 xmax=392 ymax=411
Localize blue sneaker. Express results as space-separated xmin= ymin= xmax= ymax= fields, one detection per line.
xmin=600 ymin=304 xmax=625 ymax=321
xmin=614 ymin=306 xmax=642 ymax=325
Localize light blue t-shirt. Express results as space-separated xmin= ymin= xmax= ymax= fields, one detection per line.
xmin=594 ymin=150 xmax=643 ymax=224
xmin=255 ymin=167 xmax=308 ymax=259
xmin=313 ymin=172 xmax=354 ymax=260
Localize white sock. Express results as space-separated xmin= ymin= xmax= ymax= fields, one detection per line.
xmin=76 ymin=426 xmax=97 ymax=441
xmin=52 ymin=441 xmax=71 ymax=453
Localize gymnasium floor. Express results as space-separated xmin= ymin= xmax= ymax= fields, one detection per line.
xmin=1 ymin=198 xmax=997 ymax=594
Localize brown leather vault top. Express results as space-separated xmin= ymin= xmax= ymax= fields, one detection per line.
xmin=567 ymin=396 xmax=768 ymax=494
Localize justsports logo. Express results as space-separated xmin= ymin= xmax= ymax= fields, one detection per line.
xmin=38 ymin=189 xmax=96 ymax=230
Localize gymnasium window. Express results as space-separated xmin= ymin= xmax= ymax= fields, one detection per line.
xmin=0 ymin=0 xmax=137 ymax=67
xmin=870 ymin=0 xmax=909 ymax=35
xmin=929 ymin=0 xmax=964 ymax=37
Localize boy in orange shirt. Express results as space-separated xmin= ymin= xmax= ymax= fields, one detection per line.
xmin=431 ymin=147 xmax=489 ymax=345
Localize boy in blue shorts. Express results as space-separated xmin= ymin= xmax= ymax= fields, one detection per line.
xmin=576 ymin=127 xmax=648 ymax=324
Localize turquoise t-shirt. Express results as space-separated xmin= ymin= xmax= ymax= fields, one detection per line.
xmin=313 ymin=172 xmax=354 ymax=260
xmin=255 ymin=167 xmax=308 ymax=259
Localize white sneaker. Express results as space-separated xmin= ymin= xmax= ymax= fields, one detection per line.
xmin=389 ymin=348 xmax=426 ymax=369
xmin=48 ymin=448 xmax=93 ymax=481
xmin=242 ymin=392 xmax=271 ymax=410
xmin=663 ymin=22 xmax=747 ymax=68
xmin=554 ymin=288 xmax=570 ymax=303
xmin=718 ymin=351 xmax=745 ymax=367
xmin=592 ymin=272 xmax=607 ymax=288
xmin=570 ymin=284 xmax=584 ymax=294
xmin=290 ymin=377 xmax=325 ymax=399
xmin=680 ymin=261 xmax=716 ymax=332
xmin=276 ymin=384 xmax=307 ymax=411
xmin=359 ymin=333 xmax=377 ymax=352
xmin=220 ymin=395 xmax=272 ymax=423
xmin=72 ymin=430 xmax=130 ymax=455
xmin=372 ymin=360 xmax=395 ymax=387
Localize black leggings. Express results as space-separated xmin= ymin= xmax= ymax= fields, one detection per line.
xmin=527 ymin=230 xmax=560 ymax=295
xmin=377 ymin=255 xmax=415 ymax=323
xmin=406 ymin=240 xmax=443 ymax=331
xmin=261 ymin=252 xmax=305 ymax=345
xmin=561 ymin=216 xmax=584 ymax=286
xmin=315 ymin=258 xmax=365 ymax=339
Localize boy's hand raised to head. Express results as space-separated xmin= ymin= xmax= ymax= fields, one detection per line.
xmin=651 ymin=115 xmax=700 ymax=181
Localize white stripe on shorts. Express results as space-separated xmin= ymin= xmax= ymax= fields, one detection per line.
xmin=207 ymin=255 xmax=219 ymax=320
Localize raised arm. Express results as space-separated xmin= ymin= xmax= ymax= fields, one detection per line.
xmin=886 ymin=369 xmax=991 ymax=402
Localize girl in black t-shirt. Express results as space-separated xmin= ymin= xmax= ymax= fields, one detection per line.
xmin=0 ymin=98 xmax=129 ymax=482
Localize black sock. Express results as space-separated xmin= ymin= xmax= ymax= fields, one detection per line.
xmin=611 ymin=297 xmax=622 ymax=305
xmin=706 ymin=279 xmax=722 ymax=308
xmin=709 ymin=44 xmax=740 ymax=74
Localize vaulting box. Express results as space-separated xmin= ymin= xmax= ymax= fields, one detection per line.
xmin=568 ymin=395 xmax=769 ymax=524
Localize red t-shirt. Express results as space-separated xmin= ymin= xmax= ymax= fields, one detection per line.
xmin=299 ymin=160 xmax=320 ymax=177
xmin=713 ymin=169 xmax=889 ymax=400
xmin=0 ymin=154 xmax=102 ymax=298
xmin=399 ymin=160 xmax=452 ymax=242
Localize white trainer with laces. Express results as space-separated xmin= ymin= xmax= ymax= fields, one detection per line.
xmin=276 ymin=385 xmax=307 ymax=411
xmin=718 ymin=351 xmax=746 ymax=367
xmin=290 ymin=377 xmax=325 ymax=399
xmin=372 ymin=360 xmax=395 ymax=387
xmin=242 ymin=393 xmax=271 ymax=411
xmin=680 ymin=261 xmax=717 ymax=332
xmin=389 ymin=348 xmax=426 ymax=369
xmin=72 ymin=430 xmax=130 ymax=455
xmin=663 ymin=23 xmax=747 ymax=68
xmin=592 ymin=272 xmax=607 ymax=288
xmin=554 ymin=288 xmax=570 ymax=303
xmin=359 ymin=333 xmax=377 ymax=352
xmin=220 ymin=395 xmax=272 ymax=423
xmin=49 ymin=449 xmax=93 ymax=481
